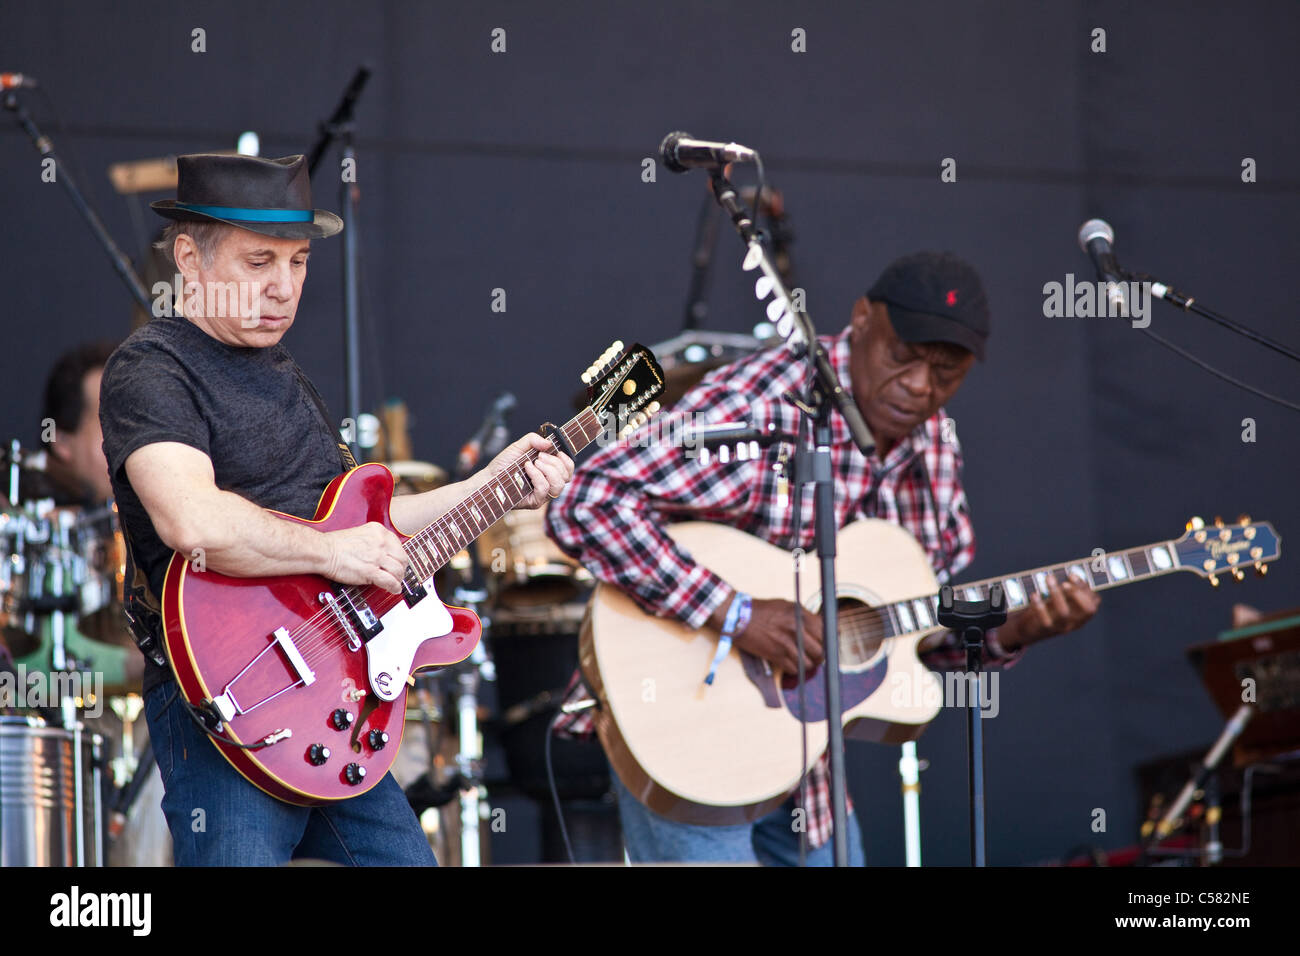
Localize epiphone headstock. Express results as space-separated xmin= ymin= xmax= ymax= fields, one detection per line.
xmin=583 ymin=341 xmax=665 ymax=438
xmin=1174 ymin=514 xmax=1281 ymax=586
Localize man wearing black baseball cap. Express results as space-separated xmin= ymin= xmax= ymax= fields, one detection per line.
xmin=546 ymin=249 xmax=1100 ymax=865
xmin=850 ymin=250 xmax=990 ymax=455
xmin=99 ymin=153 xmax=573 ymax=866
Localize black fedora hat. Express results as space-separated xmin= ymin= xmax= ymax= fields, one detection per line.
xmin=151 ymin=153 xmax=342 ymax=239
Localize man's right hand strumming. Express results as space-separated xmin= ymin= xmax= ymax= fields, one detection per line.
xmin=322 ymin=522 xmax=409 ymax=594
xmin=709 ymin=595 xmax=824 ymax=676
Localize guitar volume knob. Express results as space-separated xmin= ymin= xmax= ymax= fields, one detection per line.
xmin=308 ymin=743 xmax=330 ymax=766
xmin=344 ymin=763 xmax=366 ymax=786
xmin=367 ymin=729 xmax=389 ymax=750
xmin=331 ymin=709 xmax=354 ymax=731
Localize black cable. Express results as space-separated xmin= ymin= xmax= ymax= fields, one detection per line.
xmin=1136 ymin=327 xmax=1300 ymax=414
xmin=544 ymin=707 xmax=578 ymax=864
xmin=166 ymin=685 xmax=277 ymax=751
xmin=1128 ymin=271 xmax=1300 ymax=366
xmin=753 ymin=152 xmax=768 ymax=259
xmin=789 ymin=406 xmax=809 ymax=868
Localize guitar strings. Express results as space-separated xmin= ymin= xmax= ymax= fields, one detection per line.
xmin=285 ymin=420 xmax=598 ymax=672
xmin=282 ymin=427 xmax=583 ymax=672
xmin=210 ymin=386 xmax=630 ymax=699
xmin=286 ymin=446 xmax=553 ymax=667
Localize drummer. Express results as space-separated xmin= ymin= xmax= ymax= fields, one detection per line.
xmin=6 ymin=341 xmax=143 ymax=692
xmin=35 ymin=341 xmax=119 ymax=506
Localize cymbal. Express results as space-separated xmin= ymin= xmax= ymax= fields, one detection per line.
xmin=387 ymin=460 xmax=449 ymax=495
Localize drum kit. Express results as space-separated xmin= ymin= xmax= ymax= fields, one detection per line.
xmin=0 ymin=443 xmax=169 ymax=867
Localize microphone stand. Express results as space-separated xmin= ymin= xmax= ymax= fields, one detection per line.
xmin=443 ymin=415 xmax=510 ymax=866
xmin=706 ymin=169 xmax=875 ymax=865
xmin=683 ymin=191 xmax=722 ymax=330
xmin=1140 ymin=703 xmax=1254 ymax=865
xmin=3 ymin=89 xmax=151 ymax=313
xmin=306 ymin=65 xmax=372 ymax=458
xmin=1132 ymin=270 xmax=1300 ymax=367
xmin=936 ymin=585 xmax=1007 ymax=867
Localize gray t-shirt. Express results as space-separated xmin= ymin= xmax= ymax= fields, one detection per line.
xmin=100 ymin=315 xmax=348 ymax=691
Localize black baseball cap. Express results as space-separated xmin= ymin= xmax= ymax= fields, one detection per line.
xmin=866 ymin=251 xmax=990 ymax=361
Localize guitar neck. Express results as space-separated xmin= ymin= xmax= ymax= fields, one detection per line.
xmin=963 ymin=538 xmax=1184 ymax=603
xmin=399 ymin=408 xmax=602 ymax=580
xmin=873 ymin=539 xmax=1182 ymax=640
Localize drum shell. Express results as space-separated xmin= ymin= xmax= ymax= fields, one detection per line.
xmin=0 ymin=715 xmax=101 ymax=866
xmin=479 ymin=506 xmax=590 ymax=611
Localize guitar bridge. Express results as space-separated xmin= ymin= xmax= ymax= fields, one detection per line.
xmin=319 ymin=590 xmax=362 ymax=651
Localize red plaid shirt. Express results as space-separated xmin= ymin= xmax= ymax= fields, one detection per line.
xmin=545 ymin=326 xmax=1021 ymax=850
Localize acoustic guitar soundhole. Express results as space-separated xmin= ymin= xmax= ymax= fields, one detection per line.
xmin=777 ymin=597 xmax=891 ymax=723
xmin=837 ymin=599 xmax=887 ymax=668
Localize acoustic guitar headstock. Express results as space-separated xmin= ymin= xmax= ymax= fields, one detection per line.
xmin=1174 ymin=515 xmax=1281 ymax=586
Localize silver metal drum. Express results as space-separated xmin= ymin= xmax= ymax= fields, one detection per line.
xmin=0 ymin=715 xmax=102 ymax=866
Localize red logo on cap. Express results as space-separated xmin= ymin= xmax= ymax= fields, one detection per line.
xmin=946 ymin=289 xmax=958 ymax=307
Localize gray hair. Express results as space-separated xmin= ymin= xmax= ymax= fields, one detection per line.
xmin=153 ymin=220 xmax=231 ymax=269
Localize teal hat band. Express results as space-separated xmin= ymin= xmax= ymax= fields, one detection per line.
xmin=174 ymin=202 xmax=313 ymax=223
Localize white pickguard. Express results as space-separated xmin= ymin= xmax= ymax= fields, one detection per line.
xmin=364 ymin=581 xmax=453 ymax=702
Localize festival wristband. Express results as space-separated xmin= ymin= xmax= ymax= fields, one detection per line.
xmin=704 ymin=592 xmax=752 ymax=686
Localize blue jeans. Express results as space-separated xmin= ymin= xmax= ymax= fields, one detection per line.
xmin=613 ymin=774 xmax=865 ymax=866
xmin=144 ymin=681 xmax=436 ymax=866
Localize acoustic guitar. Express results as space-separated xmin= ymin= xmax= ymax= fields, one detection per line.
xmin=582 ymin=516 xmax=1281 ymax=824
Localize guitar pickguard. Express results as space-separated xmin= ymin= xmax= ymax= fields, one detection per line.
xmin=364 ymin=583 xmax=454 ymax=701
xmin=780 ymin=658 xmax=890 ymax=723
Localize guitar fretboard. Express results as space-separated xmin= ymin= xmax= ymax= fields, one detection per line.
xmin=400 ymin=408 xmax=602 ymax=579
xmin=863 ymin=540 xmax=1182 ymax=641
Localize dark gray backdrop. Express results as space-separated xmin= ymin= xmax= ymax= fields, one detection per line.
xmin=2 ymin=1 xmax=1296 ymax=865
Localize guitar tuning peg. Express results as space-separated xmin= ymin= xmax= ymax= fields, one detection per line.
xmin=612 ymin=340 xmax=624 ymax=354
xmin=1231 ymin=568 xmax=1245 ymax=582
xmin=1255 ymin=563 xmax=1268 ymax=577
xmin=1187 ymin=516 xmax=1205 ymax=531
xmin=1238 ymin=514 xmax=1251 ymax=525
xmin=647 ymin=401 xmax=661 ymax=415
xmin=1214 ymin=516 xmax=1225 ymax=528
xmin=1208 ymin=573 xmax=1219 ymax=588
xmin=581 ymin=371 xmax=592 ymax=384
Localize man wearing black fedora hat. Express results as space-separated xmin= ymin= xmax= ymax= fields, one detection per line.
xmin=99 ymin=153 xmax=573 ymax=866
xmin=546 ymin=250 xmax=1100 ymax=864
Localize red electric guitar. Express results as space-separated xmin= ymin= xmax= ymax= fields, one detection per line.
xmin=161 ymin=342 xmax=663 ymax=805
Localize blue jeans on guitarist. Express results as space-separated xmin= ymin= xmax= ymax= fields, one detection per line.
xmin=144 ymin=681 xmax=436 ymax=866
xmin=613 ymin=774 xmax=865 ymax=866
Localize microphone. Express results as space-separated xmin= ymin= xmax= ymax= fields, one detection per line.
xmin=457 ymin=391 xmax=517 ymax=474
xmin=660 ymin=132 xmax=757 ymax=174
xmin=0 ymin=73 xmax=37 ymax=90
xmin=1077 ymin=218 xmax=1128 ymax=314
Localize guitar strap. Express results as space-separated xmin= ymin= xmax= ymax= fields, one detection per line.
xmin=291 ymin=362 xmax=358 ymax=473
xmin=119 ymin=519 xmax=169 ymax=668
xmin=119 ymin=363 xmax=358 ymax=670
